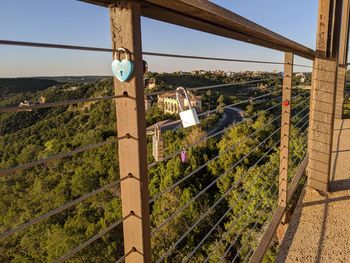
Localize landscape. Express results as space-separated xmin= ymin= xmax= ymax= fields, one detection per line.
xmin=0 ymin=70 xmax=312 ymax=262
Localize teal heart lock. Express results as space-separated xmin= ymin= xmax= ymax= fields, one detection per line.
xmin=111 ymin=48 xmax=134 ymax=82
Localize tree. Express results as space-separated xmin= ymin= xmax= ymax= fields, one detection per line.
xmin=217 ymin=95 xmax=226 ymax=113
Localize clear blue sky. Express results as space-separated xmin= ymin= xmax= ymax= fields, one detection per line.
xmin=0 ymin=0 xmax=331 ymax=77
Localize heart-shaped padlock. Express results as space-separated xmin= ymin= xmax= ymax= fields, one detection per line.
xmin=111 ymin=48 xmax=134 ymax=82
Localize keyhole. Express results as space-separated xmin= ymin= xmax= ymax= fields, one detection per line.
xmin=120 ymin=70 xmax=123 ymax=76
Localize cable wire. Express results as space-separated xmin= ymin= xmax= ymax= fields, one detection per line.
xmin=292 ymin=112 xmax=309 ymax=127
xmin=291 ymin=104 xmax=309 ymax=121
xmin=148 ymin=102 xmax=281 ymax=168
xmin=147 ymin=78 xmax=281 ymax=96
xmin=53 ymin=213 xmax=132 ymax=263
xmin=227 ymin=188 xmax=278 ymax=263
xmin=0 ymin=179 xmax=122 ymax=241
xmin=218 ymin=186 xmax=278 ymax=263
xmin=226 ymin=153 xmax=308 ymax=262
xmin=203 ymin=149 xmax=302 ymax=262
xmin=182 ymin=160 xmax=279 ymax=262
xmin=201 ymin=89 xmax=282 ymax=117
xmin=0 ymin=40 xmax=326 ymax=72
xmin=291 ymin=90 xmax=310 ymax=101
xmin=115 ymin=249 xmax=135 ymax=263
xmin=0 ymin=95 xmax=120 ymax=113
xmin=203 ymin=175 xmax=278 ymax=263
xmin=149 ymin=112 xmax=282 ymax=204
xmin=154 ymin=137 xmax=282 ymax=262
xmin=0 ymin=40 xmax=287 ymax=66
xmin=0 ymin=136 xmax=125 ymax=177
xmin=291 ymin=96 xmax=310 ymax=111
xmin=298 ymin=119 xmax=310 ymax=132
xmin=151 ymin=88 xmax=282 ymax=131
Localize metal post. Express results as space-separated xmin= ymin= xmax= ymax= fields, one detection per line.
xmin=279 ymin=52 xmax=293 ymax=214
xmin=109 ymin=1 xmax=151 ymax=262
xmin=335 ymin=0 xmax=350 ymax=119
xmin=307 ymin=0 xmax=343 ymax=192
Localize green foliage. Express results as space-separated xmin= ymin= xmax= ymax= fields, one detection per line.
xmin=0 ymin=79 xmax=122 ymax=263
xmin=1 ymin=74 xmax=308 ymax=262
xmin=146 ymin=104 xmax=175 ymax=126
xmin=0 ymin=78 xmax=58 ymax=99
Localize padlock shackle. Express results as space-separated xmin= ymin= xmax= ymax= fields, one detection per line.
xmin=114 ymin=47 xmax=130 ymax=61
xmin=176 ymin=87 xmax=193 ymax=112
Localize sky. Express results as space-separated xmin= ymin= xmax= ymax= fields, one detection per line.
xmin=0 ymin=0 xmax=339 ymax=77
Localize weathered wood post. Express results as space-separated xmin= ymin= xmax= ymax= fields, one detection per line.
xmin=279 ymin=52 xmax=293 ymax=214
xmin=335 ymin=0 xmax=350 ymax=119
xmin=276 ymin=52 xmax=293 ymax=244
xmin=307 ymin=0 xmax=343 ymax=192
xmin=110 ymin=1 xmax=151 ymax=262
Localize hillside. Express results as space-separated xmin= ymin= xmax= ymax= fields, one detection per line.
xmin=0 ymin=75 xmax=308 ymax=262
xmin=0 ymin=78 xmax=59 ymax=98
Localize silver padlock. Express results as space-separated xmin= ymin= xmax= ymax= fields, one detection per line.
xmin=176 ymin=87 xmax=200 ymax=128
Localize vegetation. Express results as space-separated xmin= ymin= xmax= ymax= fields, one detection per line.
xmin=0 ymin=73 xmax=308 ymax=262
xmin=0 ymin=78 xmax=59 ymax=99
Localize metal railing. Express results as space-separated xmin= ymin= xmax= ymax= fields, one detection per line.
xmin=2 ymin=0 xmax=337 ymax=263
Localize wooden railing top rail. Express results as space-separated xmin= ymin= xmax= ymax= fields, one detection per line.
xmin=80 ymin=0 xmax=316 ymax=60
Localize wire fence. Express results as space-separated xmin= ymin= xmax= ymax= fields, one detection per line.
xmin=1 ymin=31 xmax=312 ymax=263
xmin=0 ymin=39 xmax=335 ymax=73
xmin=150 ymin=88 xmax=310 ymax=262
xmin=53 ymin=212 xmax=133 ymax=263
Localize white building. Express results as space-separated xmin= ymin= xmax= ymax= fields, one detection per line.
xmin=157 ymin=92 xmax=202 ymax=114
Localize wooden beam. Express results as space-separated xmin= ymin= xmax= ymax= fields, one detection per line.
xmin=143 ymin=0 xmax=315 ymax=59
xmin=338 ymin=0 xmax=350 ymax=66
xmin=307 ymin=0 xmax=343 ymax=192
xmin=279 ymin=52 xmax=294 ymax=221
xmin=79 ymin=0 xmax=315 ymax=60
xmin=109 ymin=1 xmax=151 ymax=262
xmin=141 ymin=4 xmax=291 ymax=54
xmin=335 ymin=0 xmax=350 ymax=118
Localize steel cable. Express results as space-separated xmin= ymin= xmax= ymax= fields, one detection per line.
xmin=0 ymin=136 xmax=126 ymax=177
xmin=0 ymin=40 xmax=286 ymax=66
xmin=292 ymin=111 xmax=309 ymax=127
xmin=0 ymin=95 xmax=121 ymax=113
xmin=154 ymin=137 xmax=282 ymax=262
xmin=227 ymin=187 xmax=279 ymax=263
xmin=149 ymin=113 xmax=282 ymax=205
xmin=149 ymin=89 xmax=305 ymax=169
xmin=203 ymin=149 xmax=301 ymax=262
xmin=0 ymin=178 xmax=123 ymax=241
xmin=182 ymin=160 xmax=279 ymax=262
xmin=53 ymin=212 xmax=133 ymax=263
xmin=115 ymin=249 xmax=135 ymax=263
xmin=155 ymin=89 xmax=282 ymax=130
xmin=147 ymin=78 xmax=281 ymax=96
xmin=148 ymin=102 xmax=281 ymax=168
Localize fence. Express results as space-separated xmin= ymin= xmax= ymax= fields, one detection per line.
xmin=1 ymin=0 xmax=349 ymax=262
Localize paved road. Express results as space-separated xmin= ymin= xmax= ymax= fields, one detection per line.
xmin=146 ymin=107 xmax=243 ymax=136
xmin=207 ymin=107 xmax=244 ymax=137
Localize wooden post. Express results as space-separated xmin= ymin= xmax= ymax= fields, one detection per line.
xmin=277 ymin=52 xmax=293 ymax=244
xmin=307 ymin=0 xmax=343 ymax=192
xmin=335 ymin=0 xmax=350 ymax=119
xmin=110 ymin=1 xmax=151 ymax=262
xmin=279 ymin=52 xmax=293 ymax=212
